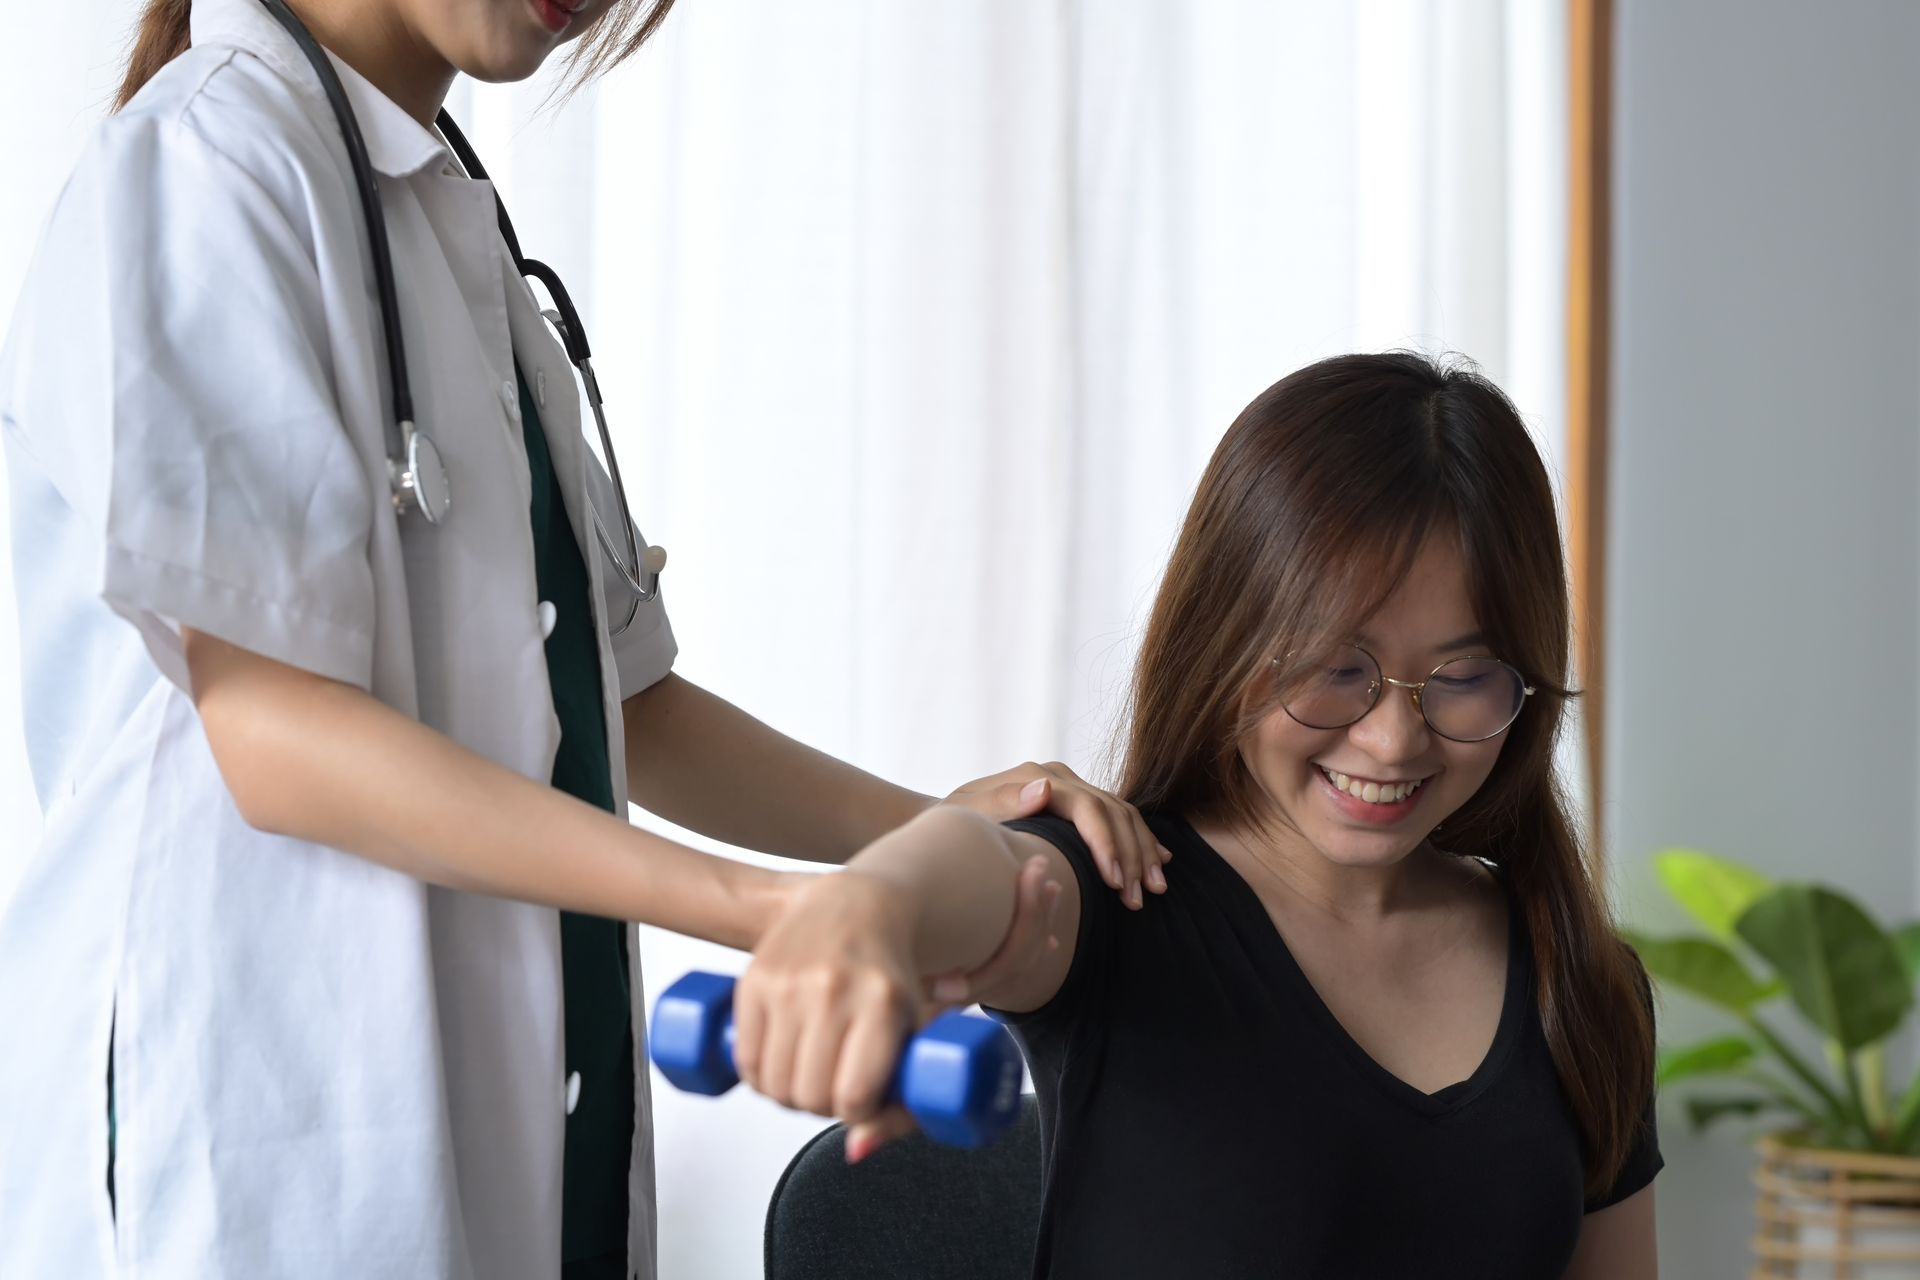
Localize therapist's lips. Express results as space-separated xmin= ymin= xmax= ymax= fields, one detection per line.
xmin=531 ymin=0 xmax=580 ymax=34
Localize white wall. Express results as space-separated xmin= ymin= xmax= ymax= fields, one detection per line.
xmin=1606 ymin=2 xmax=1920 ymax=1275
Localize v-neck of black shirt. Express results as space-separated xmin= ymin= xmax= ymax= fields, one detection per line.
xmin=1156 ymin=813 xmax=1528 ymax=1119
xmin=994 ymin=810 xmax=1660 ymax=1279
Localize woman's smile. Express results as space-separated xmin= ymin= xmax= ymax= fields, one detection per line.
xmin=1313 ymin=763 xmax=1432 ymax=825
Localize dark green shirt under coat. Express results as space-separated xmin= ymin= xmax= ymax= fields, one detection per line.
xmin=517 ymin=366 xmax=635 ymax=1272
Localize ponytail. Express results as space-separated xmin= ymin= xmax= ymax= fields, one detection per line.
xmin=115 ymin=0 xmax=193 ymax=112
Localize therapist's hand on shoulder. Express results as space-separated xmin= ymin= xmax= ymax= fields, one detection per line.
xmin=921 ymin=763 xmax=1164 ymax=1008
xmin=942 ymin=762 xmax=1170 ymax=910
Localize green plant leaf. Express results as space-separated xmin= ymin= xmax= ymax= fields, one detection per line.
xmin=1655 ymin=849 xmax=1773 ymax=943
xmin=1742 ymin=1015 xmax=1856 ymax=1137
xmin=1623 ymin=929 xmax=1781 ymax=1012
xmin=1685 ymin=1096 xmax=1783 ymax=1134
xmin=1657 ymin=1034 xmax=1756 ymax=1086
xmin=1735 ymin=886 xmax=1913 ymax=1052
xmin=1894 ymin=924 xmax=1920 ymax=982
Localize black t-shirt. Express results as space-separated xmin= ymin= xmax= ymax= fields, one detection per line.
xmin=989 ymin=812 xmax=1661 ymax=1280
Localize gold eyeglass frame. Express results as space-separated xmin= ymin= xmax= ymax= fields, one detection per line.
xmin=1273 ymin=646 xmax=1538 ymax=744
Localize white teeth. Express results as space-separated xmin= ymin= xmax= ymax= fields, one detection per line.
xmin=1322 ymin=768 xmax=1423 ymax=805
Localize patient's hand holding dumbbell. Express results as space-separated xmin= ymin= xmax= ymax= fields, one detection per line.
xmin=727 ymin=804 xmax=1044 ymax=1159
xmin=652 ymin=971 xmax=1023 ymax=1147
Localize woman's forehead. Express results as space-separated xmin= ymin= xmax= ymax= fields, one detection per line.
xmin=1342 ymin=536 xmax=1484 ymax=650
xmin=1350 ymin=626 xmax=1488 ymax=657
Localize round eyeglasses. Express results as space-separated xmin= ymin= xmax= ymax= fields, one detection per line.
xmin=1275 ymin=645 xmax=1536 ymax=744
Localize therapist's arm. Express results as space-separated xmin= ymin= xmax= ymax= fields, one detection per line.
xmin=183 ymin=628 xmax=790 ymax=949
xmin=621 ymin=674 xmax=929 ymax=863
xmin=622 ymin=675 xmax=1170 ymax=907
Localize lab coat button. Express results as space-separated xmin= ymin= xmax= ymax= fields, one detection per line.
xmin=535 ymin=368 xmax=549 ymax=408
xmin=565 ymin=1071 xmax=582 ymax=1116
xmin=500 ymin=380 xmax=519 ymax=418
xmin=538 ymin=600 xmax=558 ymax=639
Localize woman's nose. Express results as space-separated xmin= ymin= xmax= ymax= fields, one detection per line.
xmin=1348 ymin=681 xmax=1430 ymax=762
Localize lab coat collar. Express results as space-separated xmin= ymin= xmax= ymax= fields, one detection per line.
xmin=191 ymin=0 xmax=451 ymax=179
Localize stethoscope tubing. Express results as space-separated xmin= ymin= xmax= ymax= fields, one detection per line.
xmin=257 ymin=0 xmax=416 ymax=472
xmin=258 ymin=0 xmax=661 ymax=625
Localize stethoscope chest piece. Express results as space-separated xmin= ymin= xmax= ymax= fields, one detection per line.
xmin=392 ymin=423 xmax=451 ymax=524
xmin=261 ymin=0 xmax=660 ymax=626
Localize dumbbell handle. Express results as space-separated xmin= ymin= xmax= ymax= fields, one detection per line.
xmin=649 ymin=971 xmax=1023 ymax=1148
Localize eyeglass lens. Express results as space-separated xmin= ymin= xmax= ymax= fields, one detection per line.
xmin=1282 ymin=644 xmax=1527 ymax=742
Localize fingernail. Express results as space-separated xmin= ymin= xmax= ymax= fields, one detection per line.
xmin=846 ymin=1132 xmax=875 ymax=1164
xmin=931 ymin=976 xmax=968 ymax=1003
xmin=1158 ymin=844 xmax=1174 ymax=863
xmin=1128 ymin=883 xmax=1143 ymax=909
xmin=1020 ymin=779 xmax=1047 ymax=802
xmin=1149 ymin=866 xmax=1166 ymax=892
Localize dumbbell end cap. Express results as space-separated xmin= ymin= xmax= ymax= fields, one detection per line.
xmin=901 ymin=1012 xmax=1025 ymax=1149
xmin=650 ymin=971 xmax=739 ymax=1097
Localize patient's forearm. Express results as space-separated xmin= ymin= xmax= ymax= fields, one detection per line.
xmin=622 ymin=673 xmax=932 ymax=862
xmin=840 ymin=804 xmax=1027 ymax=977
xmin=184 ymin=629 xmax=789 ymax=950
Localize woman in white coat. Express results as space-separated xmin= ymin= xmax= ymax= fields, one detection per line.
xmin=0 ymin=1 xmax=1172 ymax=1276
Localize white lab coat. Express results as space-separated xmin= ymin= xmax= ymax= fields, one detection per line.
xmin=0 ymin=0 xmax=676 ymax=1274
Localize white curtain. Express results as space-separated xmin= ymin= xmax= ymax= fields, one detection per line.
xmin=452 ymin=2 xmax=1570 ymax=1271
xmin=1 ymin=2 xmax=1567 ymax=1274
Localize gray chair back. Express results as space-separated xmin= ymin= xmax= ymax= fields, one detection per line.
xmin=763 ymin=1096 xmax=1042 ymax=1280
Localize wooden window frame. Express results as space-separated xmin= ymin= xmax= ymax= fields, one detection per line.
xmin=1567 ymin=0 xmax=1612 ymax=852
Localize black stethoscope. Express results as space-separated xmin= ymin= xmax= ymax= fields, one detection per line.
xmin=259 ymin=0 xmax=666 ymax=632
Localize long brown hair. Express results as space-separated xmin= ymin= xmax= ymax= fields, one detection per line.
xmin=1119 ymin=351 xmax=1653 ymax=1198
xmin=114 ymin=0 xmax=676 ymax=112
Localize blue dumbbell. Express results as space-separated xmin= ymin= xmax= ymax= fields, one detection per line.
xmin=649 ymin=970 xmax=1024 ymax=1149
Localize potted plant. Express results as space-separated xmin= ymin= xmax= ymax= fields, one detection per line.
xmin=1628 ymin=850 xmax=1920 ymax=1278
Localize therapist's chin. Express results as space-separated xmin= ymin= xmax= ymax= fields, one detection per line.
xmin=454 ymin=41 xmax=564 ymax=85
xmin=450 ymin=19 xmax=588 ymax=84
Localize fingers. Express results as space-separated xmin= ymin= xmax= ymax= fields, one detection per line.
xmin=1010 ymin=776 xmax=1050 ymax=815
xmin=739 ymin=966 xmax=915 ymax=1126
xmin=787 ymin=972 xmax=857 ymax=1116
xmin=929 ymin=855 xmax=1059 ymax=1004
xmin=949 ymin=771 xmax=1050 ymax=823
xmin=830 ymin=988 xmax=914 ymax=1129
xmin=944 ymin=760 xmax=1172 ymax=910
xmin=1136 ymin=809 xmax=1173 ymax=894
xmin=928 ymin=972 xmax=971 ymax=1005
xmin=731 ymin=971 xmax=767 ymax=1094
xmin=844 ymin=1105 xmax=918 ymax=1164
xmin=1044 ymin=769 xmax=1152 ymax=909
xmin=738 ymin=972 xmax=802 ymax=1109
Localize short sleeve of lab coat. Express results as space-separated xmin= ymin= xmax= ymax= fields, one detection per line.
xmin=17 ymin=112 xmax=377 ymax=694
xmin=582 ymin=451 xmax=678 ymax=699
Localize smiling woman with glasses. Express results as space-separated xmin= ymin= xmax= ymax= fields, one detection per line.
xmin=1276 ymin=644 xmax=1536 ymax=743
xmin=736 ymin=350 xmax=1662 ymax=1280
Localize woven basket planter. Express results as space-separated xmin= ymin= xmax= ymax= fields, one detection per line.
xmin=1751 ymin=1134 xmax=1920 ymax=1278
